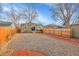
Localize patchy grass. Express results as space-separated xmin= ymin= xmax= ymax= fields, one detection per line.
xmin=0 ymin=49 xmax=45 ymax=56
xmin=10 ymin=50 xmax=45 ymax=56
xmin=0 ymin=49 xmax=13 ymax=56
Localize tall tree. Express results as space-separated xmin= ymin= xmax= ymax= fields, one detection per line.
xmin=6 ymin=7 xmax=21 ymax=32
xmin=23 ymin=7 xmax=38 ymax=23
xmin=51 ymin=3 xmax=79 ymax=27
xmin=22 ymin=7 xmax=38 ymax=30
xmin=0 ymin=4 xmax=3 ymax=20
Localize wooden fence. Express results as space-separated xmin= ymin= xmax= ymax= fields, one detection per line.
xmin=0 ymin=27 xmax=16 ymax=48
xmin=43 ymin=28 xmax=72 ymax=38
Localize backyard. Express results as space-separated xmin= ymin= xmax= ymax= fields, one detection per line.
xmin=0 ymin=3 xmax=79 ymax=56
xmin=0 ymin=33 xmax=79 ymax=56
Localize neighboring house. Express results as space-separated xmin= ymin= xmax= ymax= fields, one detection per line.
xmin=21 ymin=23 xmax=43 ymax=33
xmin=71 ymin=24 xmax=79 ymax=38
xmin=43 ymin=24 xmax=59 ymax=29
xmin=0 ymin=21 xmax=15 ymax=28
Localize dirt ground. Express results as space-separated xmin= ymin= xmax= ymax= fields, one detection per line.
xmin=4 ymin=33 xmax=79 ymax=56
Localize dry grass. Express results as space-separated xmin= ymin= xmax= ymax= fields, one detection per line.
xmin=0 ymin=49 xmax=45 ymax=56
xmin=43 ymin=33 xmax=79 ymax=45
xmin=9 ymin=49 xmax=45 ymax=56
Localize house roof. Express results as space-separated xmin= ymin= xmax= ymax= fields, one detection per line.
xmin=70 ymin=24 xmax=79 ymax=26
xmin=21 ymin=22 xmax=43 ymax=26
xmin=0 ymin=22 xmax=12 ymax=27
xmin=44 ymin=24 xmax=59 ymax=28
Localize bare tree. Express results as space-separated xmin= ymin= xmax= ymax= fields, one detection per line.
xmin=23 ymin=7 xmax=38 ymax=23
xmin=6 ymin=7 xmax=21 ymax=32
xmin=51 ymin=3 xmax=79 ymax=27
xmin=22 ymin=7 xmax=38 ymax=30
xmin=0 ymin=4 xmax=3 ymax=20
xmin=0 ymin=4 xmax=3 ymax=12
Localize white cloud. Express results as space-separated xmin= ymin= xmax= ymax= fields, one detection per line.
xmin=44 ymin=3 xmax=53 ymax=7
xmin=3 ymin=6 xmax=10 ymax=12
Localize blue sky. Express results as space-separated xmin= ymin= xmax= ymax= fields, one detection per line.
xmin=0 ymin=3 xmax=79 ymax=26
xmin=0 ymin=3 xmax=58 ymax=25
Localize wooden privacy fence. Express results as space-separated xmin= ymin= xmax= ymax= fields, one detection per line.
xmin=43 ymin=28 xmax=72 ymax=38
xmin=0 ymin=27 xmax=16 ymax=48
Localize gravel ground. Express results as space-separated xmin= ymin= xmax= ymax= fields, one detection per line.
xmin=5 ymin=33 xmax=79 ymax=56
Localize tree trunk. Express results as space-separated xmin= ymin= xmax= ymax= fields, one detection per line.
xmin=15 ymin=25 xmax=21 ymax=33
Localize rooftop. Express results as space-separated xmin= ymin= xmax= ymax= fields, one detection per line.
xmin=0 ymin=21 xmax=12 ymax=27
